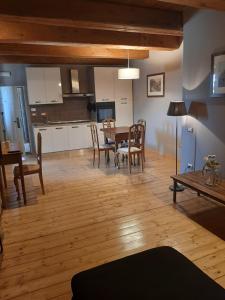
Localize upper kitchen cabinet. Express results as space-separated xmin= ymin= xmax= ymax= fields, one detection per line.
xmin=44 ymin=68 xmax=63 ymax=104
xmin=26 ymin=68 xmax=46 ymax=105
xmin=26 ymin=67 xmax=63 ymax=105
xmin=94 ymin=67 xmax=115 ymax=102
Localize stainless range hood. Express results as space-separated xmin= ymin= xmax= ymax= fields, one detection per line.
xmin=62 ymin=68 xmax=94 ymax=98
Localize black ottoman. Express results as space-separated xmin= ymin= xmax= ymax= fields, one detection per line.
xmin=71 ymin=246 xmax=225 ymax=299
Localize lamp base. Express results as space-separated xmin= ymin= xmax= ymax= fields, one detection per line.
xmin=169 ymin=183 xmax=185 ymax=192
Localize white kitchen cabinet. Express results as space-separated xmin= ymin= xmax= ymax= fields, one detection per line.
xmin=33 ymin=127 xmax=54 ymax=153
xmin=26 ymin=68 xmax=47 ymax=105
xmin=26 ymin=67 xmax=62 ymax=105
xmin=81 ymin=124 xmax=92 ymax=148
xmin=68 ymin=125 xmax=83 ymax=150
xmin=44 ymin=68 xmax=63 ymax=104
xmin=114 ymin=74 xmax=133 ymax=126
xmin=68 ymin=124 xmax=92 ymax=150
xmin=52 ymin=126 xmax=69 ymax=152
xmin=94 ymin=67 xmax=115 ymax=102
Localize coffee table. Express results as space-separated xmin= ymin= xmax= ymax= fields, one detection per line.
xmin=171 ymin=171 xmax=225 ymax=205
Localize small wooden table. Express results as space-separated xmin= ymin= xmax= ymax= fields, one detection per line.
xmin=171 ymin=171 xmax=225 ymax=206
xmin=101 ymin=127 xmax=129 ymax=150
xmin=0 ymin=142 xmax=26 ymax=208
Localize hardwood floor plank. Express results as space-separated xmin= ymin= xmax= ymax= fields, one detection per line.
xmin=0 ymin=149 xmax=225 ymax=299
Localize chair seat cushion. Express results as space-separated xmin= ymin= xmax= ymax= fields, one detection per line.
xmin=117 ymin=146 xmax=141 ymax=153
xmin=96 ymin=144 xmax=114 ymax=150
xmin=14 ymin=164 xmax=40 ymax=177
xmin=71 ymin=246 xmax=225 ymax=300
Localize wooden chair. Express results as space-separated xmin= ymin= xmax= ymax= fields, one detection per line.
xmin=13 ymin=132 xmax=45 ymax=199
xmin=90 ymin=123 xmax=114 ymax=168
xmin=115 ymin=124 xmax=145 ymax=174
xmin=137 ymin=119 xmax=146 ymax=161
xmin=102 ymin=119 xmax=115 ymax=145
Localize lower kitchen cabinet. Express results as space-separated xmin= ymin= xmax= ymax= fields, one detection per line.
xmin=33 ymin=123 xmax=92 ymax=153
xmin=34 ymin=127 xmax=53 ymax=153
xmin=52 ymin=126 xmax=69 ymax=152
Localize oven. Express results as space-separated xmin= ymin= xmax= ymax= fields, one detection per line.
xmin=96 ymin=102 xmax=115 ymax=123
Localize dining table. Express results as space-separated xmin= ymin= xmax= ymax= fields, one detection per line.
xmin=0 ymin=142 xmax=26 ymax=208
xmin=100 ymin=126 xmax=130 ymax=150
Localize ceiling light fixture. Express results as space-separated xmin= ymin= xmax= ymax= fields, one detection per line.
xmin=118 ymin=50 xmax=140 ymax=80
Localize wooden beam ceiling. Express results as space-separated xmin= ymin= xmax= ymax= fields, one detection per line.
xmin=0 ymin=19 xmax=182 ymax=50
xmin=0 ymin=44 xmax=149 ymax=59
xmin=0 ymin=0 xmax=183 ymax=36
xmin=157 ymin=0 xmax=225 ymax=11
xmin=0 ymin=56 xmax=127 ymax=65
xmin=0 ymin=0 xmax=185 ymax=64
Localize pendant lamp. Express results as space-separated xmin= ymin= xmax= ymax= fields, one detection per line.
xmin=118 ymin=50 xmax=140 ymax=80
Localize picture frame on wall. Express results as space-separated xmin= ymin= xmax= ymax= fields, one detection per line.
xmin=211 ymin=52 xmax=225 ymax=97
xmin=147 ymin=72 xmax=165 ymax=97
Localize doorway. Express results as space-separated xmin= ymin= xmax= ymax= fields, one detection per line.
xmin=0 ymin=86 xmax=31 ymax=153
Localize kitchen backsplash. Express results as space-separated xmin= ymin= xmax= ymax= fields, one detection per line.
xmin=30 ymin=98 xmax=91 ymax=123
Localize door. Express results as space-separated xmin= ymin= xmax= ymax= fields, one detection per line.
xmin=94 ymin=67 xmax=115 ymax=102
xmin=114 ymin=74 xmax=133 ymax=126
xmin=52 ymin=126 xmax=69 ymax=152
xmin=44 ymin=68 xmax=63 ymax=104
xmin=68 ymin=125 xmax=83 ymax=150
xmin=0 ymin=86 xmax=29 ymax=153
xmin=34 ymin=127 xmax=53 ymax=153
xmin=26 ymin=68 xmax=46 ymax=105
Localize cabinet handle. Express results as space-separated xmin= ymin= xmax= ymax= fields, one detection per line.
xmin=35 ymin=100 xmax=40 ymax=103
xmin=51 ymin=100 xmax=57 ymax=103
xmin=86 ymin=125 xmax=91 ymax=127
xmin=39 ymin=129 xmax=47 ymax=131
xmin=72 ymin=126 xmax=79 ymax=128
xmin=55 ymin=127 xmax=63 ymax=129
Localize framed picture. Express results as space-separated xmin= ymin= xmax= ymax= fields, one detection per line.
xmin=147 ymin=73 xmax=165 ymax=97
xmin=211 ymin=52 xmax=225 ymax=97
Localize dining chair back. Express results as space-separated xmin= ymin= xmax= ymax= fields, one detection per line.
xmin=102 ymin=119 xmax=115 ymax=144
xmin=13 ymin=132 xmax=45 ymax=200
xmin=102 ymin=119 xmax=115 ymax=129
xmin=137 ymin=119 xmax=146 ymax=161
xmin=90 ymin=123 xmax=100 ymax=150
xmin=90 ymin=123 xmax=114 ymax=168
xmin=116 ymin=124 xmax=145 ymax=173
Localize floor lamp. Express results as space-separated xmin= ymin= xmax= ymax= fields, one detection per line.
xmin=167 ymin=101 xmax=187 ymax=192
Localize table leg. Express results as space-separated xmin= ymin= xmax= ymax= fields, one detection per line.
xmin=18 ymin=157 xmax=26 ymax=205
xmin=197 ymin=192 xmax=201 ymax=197
xmin=2 ymin=165 xmax=7 ymax=188
xmin=173 ymin=180 xmax=177 ymax=203
xmin=0 ymin=166 xmax=6 ymax=209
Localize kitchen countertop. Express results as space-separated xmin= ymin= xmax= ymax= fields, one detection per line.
xmin=33 ymin=120 xmax=93 ymax=127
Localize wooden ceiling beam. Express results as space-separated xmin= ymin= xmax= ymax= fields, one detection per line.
xmin=157 ymin=0 xmax=225 ymax=11
xmin=0 ymin=20 xmax=182 ymax=50
xmin=0 ymin=55 xmax=127 ymax=65
xmin=0 ymin=0 xmax=183 ymax=36
xmin=0 ymin=43 xmax=149 ymax=59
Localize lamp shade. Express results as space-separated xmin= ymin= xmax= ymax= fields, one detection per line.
xmin=118 ymin=68 xmax=140 ymax=80
xmin=167 ymin=101 xmax=187 ymax=116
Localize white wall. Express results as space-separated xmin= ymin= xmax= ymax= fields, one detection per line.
xmin=132 ymin=45 xmax=183 ymax=156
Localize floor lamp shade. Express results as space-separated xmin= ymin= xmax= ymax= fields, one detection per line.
xmin=167 ymin=101 xmax=187 ymax=116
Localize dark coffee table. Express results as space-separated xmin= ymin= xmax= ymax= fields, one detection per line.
xmin=71 ymin=246 xmax=225 ymax=299
xmin=171 ymin=171 xmax=225 ymax=205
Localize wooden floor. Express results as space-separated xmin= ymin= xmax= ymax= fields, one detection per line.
xmin=1 ymin=149 xmax=225 ymax=299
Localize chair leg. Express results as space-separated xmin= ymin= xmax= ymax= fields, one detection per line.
xmin=128 ymin=153 xmax=131 ymax=174
xmin=39 ymin=171 xmax=45 ymax=195
xmin=0 ymin=237 xmax=3 ymax=253
xmin=93 ymin=149 xmax=95 ymax=166
xmin=14 ymin=176 xmax=21 ymax=200
xmin=98 ymin=151 xmax=100 ymax=168
xmin=2 ymin=165 xmax=7 ymax=188
xmin=141 ymin=152 xmax=144 ymax=172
